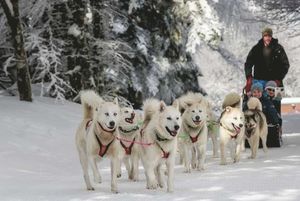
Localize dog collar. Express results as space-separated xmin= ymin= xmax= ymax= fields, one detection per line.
xmin=155 ymin=131 xmax=169 ymax=142
xmin=119 ymin=125 xmax=139 ymax=134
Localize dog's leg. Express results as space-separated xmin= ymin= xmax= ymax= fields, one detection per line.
xmin=191 ymin=146 xmax=197 ymax=169
xmin=211 ymin=132 xmax=219 ymax=158
xmin=166 ymin=156 xmax=175 ymax=192
xmin=220 ymin=134 xmax=229 ymax=165
xmin=131 ymin=153 xmax=139 ymax=181
xmin=116 ymin=159 xmax=122 ymax=178
xmin=145 ymin=164 xmax=158 ymax=189
xmin=156 ymin=163 xmax=164 ymax=188
xmin=234 ymin=141 xmax=242 ymax=163
xmin=123 ymin=157 xmax=131 ymax=179
xmin=78 ymin=148 xmax=94 ymax=190
xmin=252 ymin=135 xmax=260 ymax=159
xmin=230 ymin=142 xmax=236 ymax=161
xmin=261 ymin=134 xmax=268 ymax=153
xmin=111 ymin=158 xmax=119 ymax=193
xmin=89 ymin=156 xmax=102 ymax=184
xmin=197 ymin=144 xmax=206 ymax=171
xmin=183 ymin=144 xmax=191 ymax=173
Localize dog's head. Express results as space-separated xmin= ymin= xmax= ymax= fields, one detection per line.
xmin=120 ymin=106 xmax=136 ymax=125
xmin=182 ymin=101 xmax=207 ymax=128
xmin=94 ymin=97 xmax=120 ymax=133
xmin=157 ymin=100 xmax=182 ymax=139
xmin=221 ymin=106 xmax=244 ymax=134
xmin=244 ymin=110 xmax=257 ymax=138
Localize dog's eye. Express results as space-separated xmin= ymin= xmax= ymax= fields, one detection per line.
xmin=114 ymin=113 xmax=117 ymax=116
xmin=167 ymin=117 xmax=172 ymax=120
xmin=95 ymin=108 xmax=98 ymax=111
xmin=105 ymin=112 xmax=109 ymax=116
xmin=176 ymin=117 xmax=179 ymax=120
xmin=192 ymin=110 xmax=195 ymax=113
xmin=199 ymin=110 xmax=202 ymax=113
xmin=125 ymin=111 xmax=129 ymax=113
xmin=234 ymin=117 xmax=237 ymax=120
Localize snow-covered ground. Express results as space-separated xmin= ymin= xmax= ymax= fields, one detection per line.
xmin=1 ymin=96 xmax=300 ymax=201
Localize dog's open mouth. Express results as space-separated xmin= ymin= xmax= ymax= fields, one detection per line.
xmin=193 ymin=120 xmax=201 ymax=125
xmin=98 ymin=122 xmax=116 ymax=132
xmin=125 ymin=117 xmax=134 ymax=124
xmin=166 ymin=126 xmax=178 ymax=137
xmin=232 ymin=123 xmax=241 ymax=134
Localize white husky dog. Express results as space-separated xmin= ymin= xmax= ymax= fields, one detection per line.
xmin=140 ymin=99 xmax=181 ymax=192
xmin=177 ymin=92 xmax=208 ymax=172
xmin=75 ymin=90 xmax=123 ymax=193
xmin=244 ymin=97 xmax=268 ymax=159
xmin=117 ymin=106 xmax=140 ymax=181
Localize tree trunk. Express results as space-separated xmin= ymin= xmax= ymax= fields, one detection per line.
xmin=1 ymin=0 xmax=32 ymax=101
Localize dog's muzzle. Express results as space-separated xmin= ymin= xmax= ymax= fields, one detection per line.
xmin=166 ymin=126 xmax=179 ymax=137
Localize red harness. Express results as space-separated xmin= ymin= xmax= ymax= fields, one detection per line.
xmin=190 ymin=133 xmax=200 ymax=143
xmin=119 ymin=138 xmax=135 ymax=155
xmin=85 ymin=120 xmax=115 ymax=157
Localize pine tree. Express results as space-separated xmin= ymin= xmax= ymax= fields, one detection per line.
xmin=1 ymin=0 xmax=32 ymax=101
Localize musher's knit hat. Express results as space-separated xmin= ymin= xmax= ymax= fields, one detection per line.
xmin=262 ymin=27 xmax=273 ymax=37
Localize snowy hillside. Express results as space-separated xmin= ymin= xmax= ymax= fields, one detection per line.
xmin=1 ymin=96 xmax=300 ymax=201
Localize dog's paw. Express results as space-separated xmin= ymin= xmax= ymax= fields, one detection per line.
xmin=111 ymin=188 xmax=119 ymax=194
xmin=167 ymin=188 xmax=174 ymax=193
xmin=147 ymin=181 xmax=158 ymax=189
xmin=191 ymin=163 xmax=197 ymax=169
xmin=184 ymin=167 xmax=191 ymax=173
xmin=197 ymin=165 xmax=205 ymax=171
xmin=87 ymin=186 xmax=95 ymax=191
xmin=158 ymin=182 xmax=164 ymax=188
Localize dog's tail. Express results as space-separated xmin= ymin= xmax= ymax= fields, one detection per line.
xmin=247 ymin=97 xmax=262 ymax=111
xmin=80 ymin=90 xmax=103 ymax=119
xmin=222 ymin=92 xmax=241 ymax=109
xmin=178 ymin=92 xmax=204 ymax=112
xmin=143 ymin=98 xmax=162 ymax=126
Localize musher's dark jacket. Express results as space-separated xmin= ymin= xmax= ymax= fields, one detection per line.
xmin=244 ymin=38 xmax=290 ymax=86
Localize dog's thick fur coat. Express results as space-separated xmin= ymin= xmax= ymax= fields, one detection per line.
xmin=117 ymin=106 xmax=140 ymax=181
xmin=219 ymin=93 xmax=245 ymax=165
xmin=139 ymin=99 xmax=181 ymax=192
xmin=244 ymin=97 xmax=268 ymax=158
xmin=75 ymin=90 xmax=124 ymax=193
xmin=177 ymin=92 xmax=208 ymax=172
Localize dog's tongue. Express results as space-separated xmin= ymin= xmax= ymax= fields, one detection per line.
xmin=171 ymin=130 xmax=178 ymax=136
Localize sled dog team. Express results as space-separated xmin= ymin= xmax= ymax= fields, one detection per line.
xmin=75 ymin=90 xmax=268 ymax=193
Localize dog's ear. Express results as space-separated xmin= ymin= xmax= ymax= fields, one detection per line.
xmin=113 ymin=97 xmax=119 ymax=106
xmin=172 ymin=99 xmax=179 ymax=111
xmin=225 ymin=106 xmax=232 ymax=112
xmin=160 ymin=101 xmax=166 ymax=112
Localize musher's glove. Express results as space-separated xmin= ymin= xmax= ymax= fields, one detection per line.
xmin=245 ymin=76 xmax=253 ymax=93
